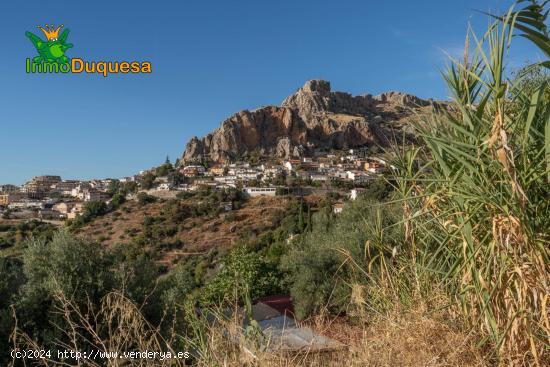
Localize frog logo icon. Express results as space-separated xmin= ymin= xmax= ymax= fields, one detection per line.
xmin=24 ymin=24 xmax=152 ymax=76
xmin=25 ymin=24 xmax=73 ymax=64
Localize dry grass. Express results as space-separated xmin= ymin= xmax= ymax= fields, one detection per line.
xmin=11 ymin=291 xmax=186 ymax=367
xmin=196 ymin=314 xmax=488 ymax=367
xmin=189 ymin=290 xmax=489 ymax=367
xmin=349 ymin=307 xmax=488 ymax=367
xmin=11 ymin=288 xmax=489 ymax=367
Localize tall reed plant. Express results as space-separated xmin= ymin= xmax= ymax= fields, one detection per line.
xmin=393 ymin=2 xmax=550 ymax=364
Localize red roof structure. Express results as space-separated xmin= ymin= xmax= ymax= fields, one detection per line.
xmin=255 ymin=294 xmax=294 ymax=316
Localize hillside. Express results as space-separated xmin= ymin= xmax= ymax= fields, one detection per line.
xmin=181 ymin=80 xmax=437 ymax=163
xmin=74 ymin=195 xmax=292 ymax=266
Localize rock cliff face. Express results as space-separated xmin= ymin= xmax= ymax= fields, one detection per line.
xmin=181 ymin=80 xmax=434 ymax=163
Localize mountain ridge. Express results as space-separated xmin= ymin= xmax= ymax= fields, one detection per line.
xmin=181 ymin=80 xmax=436 ymax=163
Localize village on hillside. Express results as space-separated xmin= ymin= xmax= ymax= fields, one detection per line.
xmin=0 ymin=149 xmax=392 ymax=222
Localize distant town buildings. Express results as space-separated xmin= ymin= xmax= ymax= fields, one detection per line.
xmin=346 ymin=171 xmax=374 ymax=184
xmin=51 ymin=180 xmax=81 ymax=196
xmin=82 ymin=189 xmax=109 ymax=202
xmin=0 ymin=149 xmax=393 ymax=221
xmin=181 ymin=165 xmax=206 ymax=177
xmin=53 ymin=202 xmax=75 ymax=215
xmin=22 ymin=175 xmax=61 ymax=198
xmin=0 ymin=184 xmax=19 ymax=193
xmin=0 ymin=175 xmax=114 ymax=221
xmin=209 ymin=166 xmax=225 ymax=176
xmin=67 ymin=202 xmax=85 ymax=219
xmin=0 ymin=192 xmax=25 ymax=206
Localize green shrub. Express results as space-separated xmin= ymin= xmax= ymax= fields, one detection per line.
xmin=16 ymin=231 xmax=113 ymax=346
xmin=200 ymin=246 xmax=284 ymax=306
xmin=70 ymin=200 xmax=108 ymax=228
xmin=158 ymin=260 xmax=197 ymax=308
xmin=163 ymin=200 xmax=192 ymax=223
xmin=111 ymin=192 xmax=126 ymax=207
xmin=137 ymin=192 xmax=157 ymax=206
xmin=0 ymin=257 xmax=24 ymax=361
xmin=10 ymin=232 xmax=170 ymax=355
xmin=108 ymin=245 xmax=162 ymax=322
xmin=176 ymin=191 xmax=195 ymax=200
xmin=139 ymin=172 xmax=156 ymax=190
xmin=281 ymin=193 xmax=402 ymax=319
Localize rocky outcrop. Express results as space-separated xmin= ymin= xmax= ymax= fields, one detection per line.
xmin=281 ymin=79 xmax=377 ymax=122
xmin=373 ymin=91 xmax=432 ymax=108
xmin=181 ymin=80 xmax=433 ymax=163
xmin=182 ymin=106 xmax=307 ymax=162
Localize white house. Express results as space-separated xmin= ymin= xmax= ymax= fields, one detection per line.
xmin=243 ymin=187 xmax=277 ymax=197
xmin=310 ymin=174 xmax=328 ymax=182
xmin=157 ymin=183 xmax=173 ymax=191
xmin=214 ymin=175 xmax=237 ymax=186
xmin=83 ymin=189 xmax=109 ymax=202
xmin=119 ymin=175 xmax=138 ymax=183
xmin=236 ymin=171 xmax=262 ymax=181
xmin=367 ymin=166 xmax=386 ymax=174
xmin=261 ymin=165 xmax=283 ymax=175
xmin=283 ymin=160 xmax=301 ymax=172
xmin=346 ymin=171 xmax=374 ymax=184
xmin=330 ymin=171 xmax=348 ymax=180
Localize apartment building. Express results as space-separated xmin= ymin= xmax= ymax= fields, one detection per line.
xmin=83 ymin=189 xmax=109 ymax=202
xmin=23 ymin=175 xmax=62 ymax=198
xmin=51 ymin=180 xmax=81 ymax=196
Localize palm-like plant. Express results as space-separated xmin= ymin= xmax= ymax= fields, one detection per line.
xmin=394 ymin=1 xmax=550 ymax=364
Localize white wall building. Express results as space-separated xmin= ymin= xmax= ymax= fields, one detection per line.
xmin=310 ymin=174 xmax=328 ymax=182
xmin=346 ymin=171 xmax=374 ymax=184
xmin=243 ymin=187 xmax=277 ymax=197
xmin=157 ymin=183 xmax=173 ymax=191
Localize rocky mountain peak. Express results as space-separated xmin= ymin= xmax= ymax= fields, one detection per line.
xmin=181 ymin=80 xmax=435 ymax=163
xmin=302 ymin=79 xmax=331 ymax=94
xmin=281 ymin=80 xmax=333 ymax=120
xmin=282 ymin=80 xmax=379 ymax=122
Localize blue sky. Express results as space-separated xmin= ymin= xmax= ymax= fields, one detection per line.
xmin=0 ymin=0 xmax=539 ymax=184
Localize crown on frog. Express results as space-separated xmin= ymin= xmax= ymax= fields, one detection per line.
xmin=37 ymin=24 xmax=63 ymax=41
